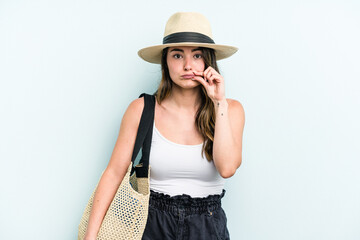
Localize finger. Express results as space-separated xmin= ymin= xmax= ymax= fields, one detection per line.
xmin=203 ymin=67 xmax=211 ymax=77
xmin=192 ymin=71 xmax=204 ymax=77
xmin=193 ymin=71 xmax=207 ymax=82
xmin=206 ymin=71 xmax=212 ymax=81
xmin=205 ymin=66 xmax=214 ymax=71
xmin=192 ymin=76 xmax=209 ymax=87
xmin=206 ymin=66 xmax=218 ymax=75
xmin=205 ymin=67 xmax=215 ymax=79
xmin=209 ymin=74 xmax=223 ymax=84
xmin=209 ymin=75 xmax=216 ymax=84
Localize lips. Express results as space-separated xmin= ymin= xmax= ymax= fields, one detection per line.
xmin=181 ymin=74 xmax=195 ymax=79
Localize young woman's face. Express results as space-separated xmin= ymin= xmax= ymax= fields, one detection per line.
xmin=166 ymin=46 xmax=205 ymax=89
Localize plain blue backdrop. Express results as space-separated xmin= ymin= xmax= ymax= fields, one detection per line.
xmin=0 ymin=0 xmax=359 ymax=239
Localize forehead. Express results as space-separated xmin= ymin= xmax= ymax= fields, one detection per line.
xmin=168 ymin=46 xmax=202 ymax=52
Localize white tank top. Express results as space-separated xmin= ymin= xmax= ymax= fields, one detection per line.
xmin=149 ymin=122 xmax=225 ymax=198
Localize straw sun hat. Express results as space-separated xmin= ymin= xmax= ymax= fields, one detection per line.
xmin=138 ymin=12 xmax=238 ymax=64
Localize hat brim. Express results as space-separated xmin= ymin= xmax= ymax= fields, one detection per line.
xmin=138 ymin=42 xmax=238 ymax=64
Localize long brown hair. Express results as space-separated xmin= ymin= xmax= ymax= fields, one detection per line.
xmin=153 ymin=47 xmax=219 ymax=161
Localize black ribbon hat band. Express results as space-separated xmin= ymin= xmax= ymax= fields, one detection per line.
xmin=163 ymin=32 xmax=215 ymax=44
xmin=138 ymin=12 xmax=237 ymax=63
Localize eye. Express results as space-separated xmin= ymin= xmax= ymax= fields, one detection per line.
xmin=173 ymin=53 xmax=182 ymax=59
xmin=194 ymin=53 xmax=202 ymax=59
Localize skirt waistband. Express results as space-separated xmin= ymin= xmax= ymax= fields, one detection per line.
xmin=149 ymin=189 xmax=226 ymax=215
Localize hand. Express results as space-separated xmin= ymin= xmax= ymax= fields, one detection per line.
xmin=192 ymin=66 xmax=226 ymax=103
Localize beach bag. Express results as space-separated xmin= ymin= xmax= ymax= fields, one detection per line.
xmin=78 ymin=93 xmax=155 ymax=240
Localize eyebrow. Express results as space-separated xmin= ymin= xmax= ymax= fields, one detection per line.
xmin=170 ymin=48 xmax=202 ymax=53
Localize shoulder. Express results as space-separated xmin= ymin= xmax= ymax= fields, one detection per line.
xmin=127 ymin=96 xmax=145 ymax=115
xmin=121 ymin=96 xmax=145 ymax=128
xmin=226 ymin=98 xmax=245 ymax=115
xmin=105 ymin=96 xmax=146 ymax=176
xmin=226 ymin=98 xmax=245 ymax=124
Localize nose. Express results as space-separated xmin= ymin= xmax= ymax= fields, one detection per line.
xmin=184 ymin=66 xmax=191 ymax=71
xmin=184 ymin=56 xmax=192 ymax=71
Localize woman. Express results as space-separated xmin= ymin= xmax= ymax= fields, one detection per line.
xmin=84 ymin=12 xmax=245 ymax=240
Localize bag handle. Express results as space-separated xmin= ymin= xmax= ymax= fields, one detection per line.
xmin=130 ymin=93 xmax=155 ymax=178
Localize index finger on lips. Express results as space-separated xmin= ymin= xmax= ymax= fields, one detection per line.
xmin=192 ymin=75 xmax=209 ymax=87
xmin=193 ymin=71 xmax=207 ymax=82
xmin=192 ymin=71 xmax=203 ymax=76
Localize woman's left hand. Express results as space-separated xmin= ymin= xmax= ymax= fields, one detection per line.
xmin=192 ymin=66 xmax=226 ymax=103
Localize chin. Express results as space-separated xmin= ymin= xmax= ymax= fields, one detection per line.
xmin=177 ymin=81 xmax=200 ymax=89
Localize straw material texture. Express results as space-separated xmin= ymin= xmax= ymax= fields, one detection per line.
xmin=78 ymin=163 xmax=150 ymax=240
xmin=137 ymin=12 xmax=238 ymax=64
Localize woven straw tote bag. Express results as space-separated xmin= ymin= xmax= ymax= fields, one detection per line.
xmin=78 ymin=93 xmax=155 ymax=240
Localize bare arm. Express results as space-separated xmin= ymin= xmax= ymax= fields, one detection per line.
xmin=191 ymin=67 xmax=245 ymax=178
xmin=84 ymin=97 xmax=145 ymax=240
xmin=212 ymin=98 xmax=245 ymax=178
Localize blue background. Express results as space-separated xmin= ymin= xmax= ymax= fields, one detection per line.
xmin=0 ymin=0 xmax=359 ymax=239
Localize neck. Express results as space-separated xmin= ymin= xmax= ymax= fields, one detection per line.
xmin=167 ymin=85 xmax=202 ymax=112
